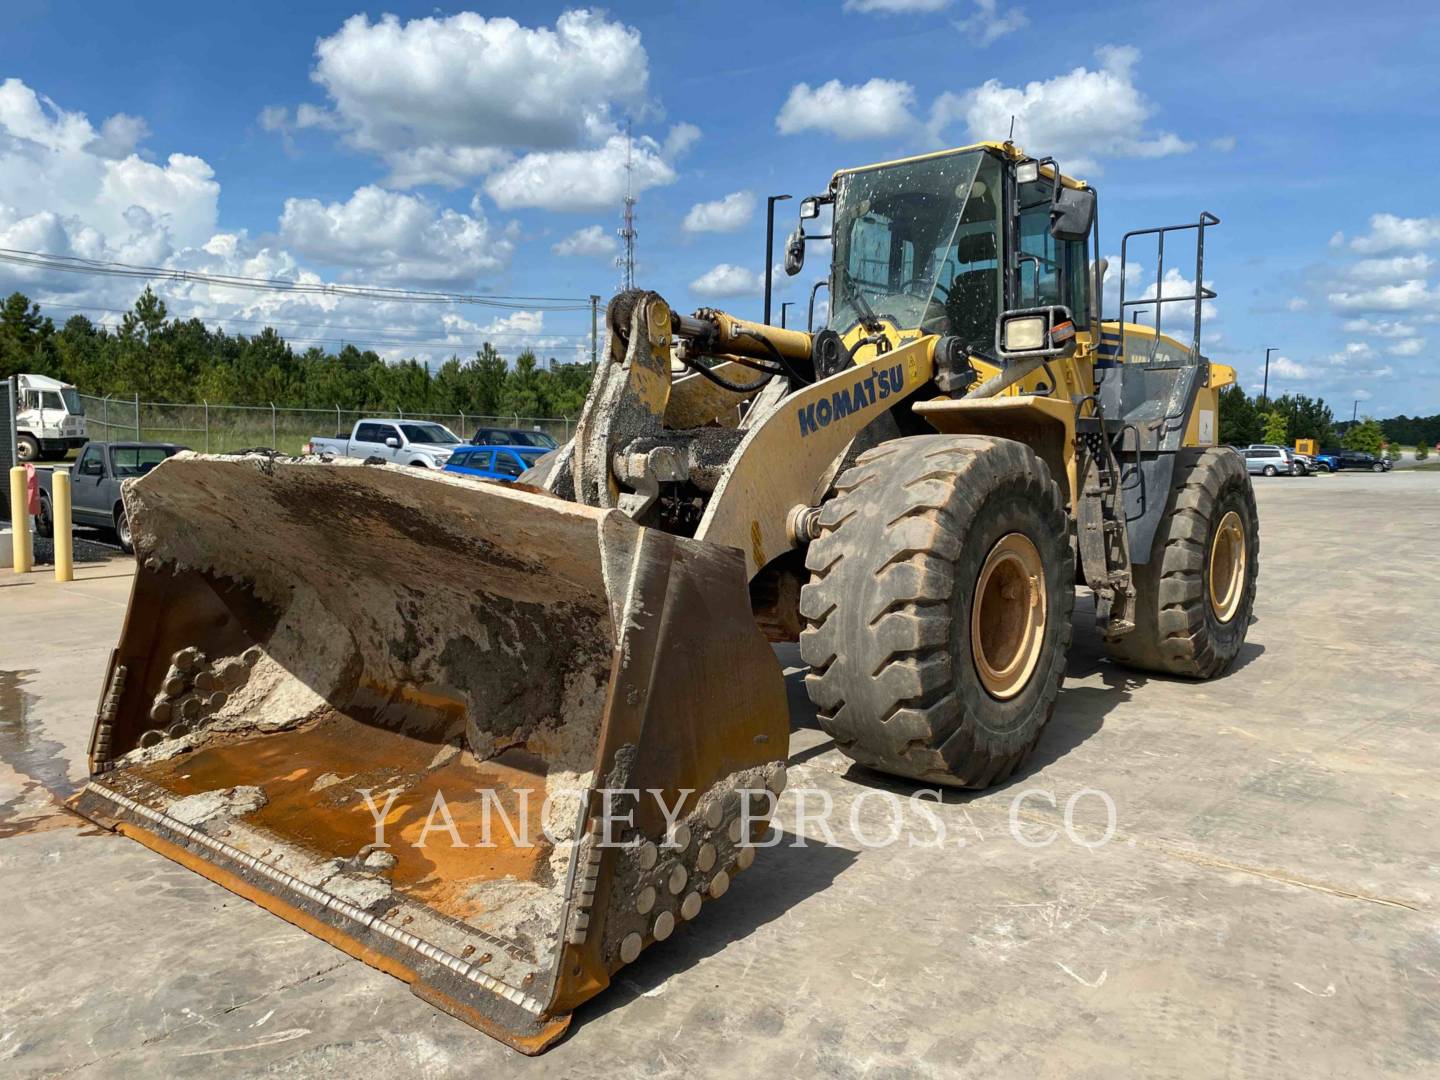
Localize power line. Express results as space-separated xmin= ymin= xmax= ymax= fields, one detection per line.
xmin=0 ymin=247 xmax=594 ymax=311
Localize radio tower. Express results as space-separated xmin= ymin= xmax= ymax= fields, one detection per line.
xmin=616 ymin=120 xmax=637 ymax=291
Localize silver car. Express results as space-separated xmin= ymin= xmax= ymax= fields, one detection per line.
xmin=1243 ymin=446 xmax=1294 ymax=476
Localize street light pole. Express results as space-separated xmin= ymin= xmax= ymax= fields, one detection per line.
xmin=764 ymin=194 xmax=792 ymax=325
xmin=1263 ymin=347 xmax=1276 ymax=402
xmin=780 ymin=301 xmax=794 ymax=328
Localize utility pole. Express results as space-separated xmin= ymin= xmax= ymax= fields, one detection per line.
xmin=616 ymin=121 xmax=637 ymax=292
xmin=1262 ymin=347 xmax=1276 ymax=402
xmin=1353 ymin=399 xmax=1359 ymax=423
xmin=589 ymin=294 xmax=601 ymax=368
xmin=764 ymin=193 xmax=792 ymax=325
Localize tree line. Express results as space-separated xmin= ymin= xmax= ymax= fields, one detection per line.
xmin=0 ymin=288 xmax=594 ymax=419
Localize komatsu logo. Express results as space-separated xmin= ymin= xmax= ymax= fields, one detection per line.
xmin=797 ymin=363 xmax=904 ymax=438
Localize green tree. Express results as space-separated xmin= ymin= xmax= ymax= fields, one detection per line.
xmin=500 ymin=351 xmax=543 ymax=416
xmin=1261 ymin=409 xmax=1289 ymax=446
xmin=1343 ymin=417 xmax=1384 ymax=454
xmin=1218 ymin=383 xmax=1263 ymax=446
xmin=1416 ymin=441 xmax=1430 ymax=461
xmin=0 ymin=291 xmax=57 ymax=378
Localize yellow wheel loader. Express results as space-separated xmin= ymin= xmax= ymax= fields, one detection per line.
xmin=72 ymin=141 xmax=1258 ymax=1053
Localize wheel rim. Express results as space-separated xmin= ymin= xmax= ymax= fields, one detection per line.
xmin=1208 ymin=510 xmax=1246 ymax=624
xmin=971 ymin=533 xmax=1047 ymax=701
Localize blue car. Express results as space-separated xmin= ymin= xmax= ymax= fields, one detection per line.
xmin=443 ymin=444 xmax=548 ymax=482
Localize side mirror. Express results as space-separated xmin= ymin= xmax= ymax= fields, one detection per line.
xmin=995 ymin=305 xmax=1078 ymax=361
xmin=385 ymin=436 xmax=400 ymax=448
xmin=784 ymin=227 xmax=805 ymax=276
xmin=799 ymin=197 xmax=821 ymax=220
xmin=1050 ymin=187 xmax=1096 ymax=242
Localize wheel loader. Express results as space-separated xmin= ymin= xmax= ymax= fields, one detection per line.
xmin=71 ymin=141 xmax=1259 ymax=1053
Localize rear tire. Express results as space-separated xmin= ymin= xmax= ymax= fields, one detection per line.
xmin=1106 ymin=447 xmax=1258 ymax=678
xmin=35 ymin=492 xmax=54 ymax=539
xmin=798 ymin=435 xmax=1073 ymax=788
xmin=1263 ymin=464 xmax=1276 ymax=476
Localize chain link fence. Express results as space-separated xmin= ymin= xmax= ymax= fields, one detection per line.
xmin=78 ymin=395 xmax=576 ymax=455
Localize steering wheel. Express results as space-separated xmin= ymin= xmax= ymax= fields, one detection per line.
xmin=898 ymin=278 xmax=949 ymax=302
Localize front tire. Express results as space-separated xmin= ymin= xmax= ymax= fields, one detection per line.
xmin=114 ymin=506 xmax=134 ymax=554
xmin=798 ymin=435 xmax=1074 ymax=788
xmin=1106 ymin=447 xmax=1258 ymax=678
xmin=17 ymin=435 xmax=39 ymax=463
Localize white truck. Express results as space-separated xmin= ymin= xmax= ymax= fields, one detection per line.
xmin=307 ymin=418 xmax=463 ymax=468
xmin=15 ymin=373 xmax=88 ymax=461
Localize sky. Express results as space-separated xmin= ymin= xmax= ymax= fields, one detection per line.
xmin=2 ymin=0 xmax=1439 ymax=417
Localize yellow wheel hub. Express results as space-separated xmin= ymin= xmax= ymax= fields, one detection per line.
xmin=1208 ymin=510 xmax=1246 ymax=624
xmin=971 ymin=533 xmax=1047 ymax=701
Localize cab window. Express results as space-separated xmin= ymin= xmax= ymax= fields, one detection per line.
xmin=78 ymin=447 xmax=103 ymax=476
xmin=1015 ymin=178 xmax=1089 ymax=327
xmin=491 ymin=452 xmax=525 ymax=479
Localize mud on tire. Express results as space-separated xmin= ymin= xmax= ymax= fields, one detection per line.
xmin=798 ymin=435 xmax=1074 ymax=788
xmin=1105 ymin=446 xmax=1258 ymax=678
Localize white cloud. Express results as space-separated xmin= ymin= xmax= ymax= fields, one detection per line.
xmin=954 ymin=0 xmax=1027 ymax=46
xmin=1269 ymin=355 xmax=1308 ymax=379
xmin=844 ymin=0 xmax=951 ymax=11
xmin=1328 ymin=279 xmax=1435 ymax=313
xmin=776 ymin=78 xmax=917 ymax=139
xmin=0 ymin=79 xmax=569 ymax=370
xmin=1338 ymin=213 xmax=1440 ymax=255
xmin=933 ymin=46 xmax=1190 ymax=173
xmin=0 ymin=77 xmax=219 ymax=268
xmin=1347 ymin=254 xmax=1434 ymax=281
xmin=278 ymin=186 xmax=514 ymax=285
xmin=552 ymin=224 xmax=616 ymax=257
xmin=286 ymin=11 xmax=651 ymax=186
xmin=483 ymin=133 xmax=676 ymax=211
xmin=683 ymin=191 xmax=756 ymax=234
xmin=663 ymin=122 xmax=701 ymax=159
xmin=1286 ymin=297 xmax=1309 ymax=311
xmin=1210 ymin=135 xmax=1237 ymax=153
xmin=1388 ymin=337 xmax=1425 ymax=356
xmin=1342 ymin=318 xmax=1415 ymax=338
xmin=690 ymin=263 xmax=766 ymax=298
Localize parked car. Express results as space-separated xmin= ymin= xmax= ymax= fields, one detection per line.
xmin=35 ymin=441 xmax=187 ymax=553
xmin=308 ymin=419 xmax=462 ymax=467
xmin=1246 ymin=445 xmax=1313 ymax=476
xmin=469 ymin=426 xmax=559 ymax=450
xmin=1243 ymin=446 xmax=1295 ymax=476
xmin=443 ymin=445 xmax=549 ymax=482
xmin=1314 ymin=449 xmax=1390 ymax=472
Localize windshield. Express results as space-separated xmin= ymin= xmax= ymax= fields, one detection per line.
xmin=112 ymin=446 xmax=179 ymax=478
xmin=401 ymin=422 xmax=460 ymax=445
xmin=61 ymin=387 xmax=83 ymax=415
xmin=513 ymin=430 xmax=557 ymax=448
xmin=830 ymin=149 xmax=1002 ymax=346
xmin=517 ymin=448 xmax=546 ymax=466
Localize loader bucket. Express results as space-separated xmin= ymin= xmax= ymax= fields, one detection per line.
xmin=71 ymin=454 xmax=789 ymax=1054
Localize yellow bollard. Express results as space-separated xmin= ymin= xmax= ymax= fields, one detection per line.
xmin=53 ymin=467 xmax=73 ymax=582
xmin=9 ymin=465 xmax=32 ymax=574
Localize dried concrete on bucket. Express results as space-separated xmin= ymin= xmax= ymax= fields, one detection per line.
xmin=110 ymin=453 xmax=632 ymax=979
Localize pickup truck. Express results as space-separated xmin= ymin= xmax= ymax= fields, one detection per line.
xmin=307 ymin=419 xmax=462 ymax=468
xmin=35 ymin=441 xmax=187 ymax=553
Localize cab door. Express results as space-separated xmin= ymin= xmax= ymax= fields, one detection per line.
xmin=72 ymin=445 xmax=108 ymax=522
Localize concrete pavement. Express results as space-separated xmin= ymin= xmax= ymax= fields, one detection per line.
xmin=2 ymin=469 xmax=1437 ymax=1077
